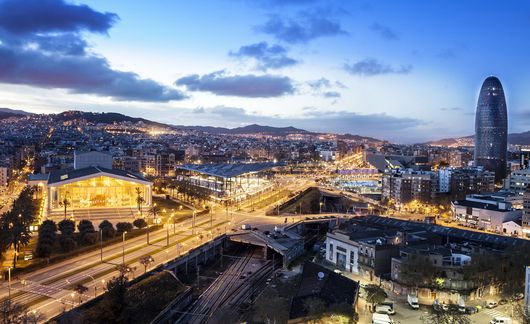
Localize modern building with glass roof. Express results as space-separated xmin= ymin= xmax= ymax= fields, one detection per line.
xmin=30 ymin=165 xmax=152 ymax=218
xmin=175 ymin=162 xmax=282 ymax=202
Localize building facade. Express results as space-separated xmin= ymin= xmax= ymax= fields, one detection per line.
xmin=382 ymin=169 xmax=438 ymax=206
xmin=474 ymin=76 xmax=508 ymax=182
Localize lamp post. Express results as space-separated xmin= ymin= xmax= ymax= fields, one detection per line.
xmin=192 ymin=210 xmax=196 ymax=235
xmin=100 ymin=229 xmax=103 ymax=261
xmin=122 ymin=231 xmax=127 ymax=265
xmin=8 ymin=267 xmax=11 ymax=299
xmin=319 ymin=201 xmax=323 ymax=214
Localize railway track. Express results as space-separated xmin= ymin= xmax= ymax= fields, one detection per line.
xmin=176 ymin=247 xmax=280 ymax=324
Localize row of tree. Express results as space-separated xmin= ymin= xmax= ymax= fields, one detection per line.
xmin=35 ymin=218 xmax=148 ymax=259
xmin=0 ymin=187 xmax=38 ymax=269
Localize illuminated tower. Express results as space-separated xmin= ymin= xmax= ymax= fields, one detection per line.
xmin=474 ymin=76 xmax=508 ymax=182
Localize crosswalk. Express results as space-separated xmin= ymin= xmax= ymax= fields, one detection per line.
xmin=481 ymin=307 xmax=507 ymax=318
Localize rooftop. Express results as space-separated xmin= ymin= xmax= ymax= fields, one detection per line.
xmin=177 ymin=162 xmax=282 ymax=178
xmin=47 ymin=166 xmax=149 ymax=185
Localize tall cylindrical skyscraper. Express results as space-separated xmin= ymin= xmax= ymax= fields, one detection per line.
xmin=474 ymin=76 xmax=507 ymax=182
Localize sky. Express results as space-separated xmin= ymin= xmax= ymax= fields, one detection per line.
xmin=0 ymin=0 xmax=529 ymax=143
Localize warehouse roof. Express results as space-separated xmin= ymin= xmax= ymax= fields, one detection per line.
xmin=177 ymin=162 xmax=282 ymax=178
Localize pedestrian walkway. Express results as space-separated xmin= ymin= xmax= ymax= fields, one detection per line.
xmin=482 ymin=307 xmax=507 ymax=318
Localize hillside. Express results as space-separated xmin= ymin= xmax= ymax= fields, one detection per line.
xmin=426 ymin=131 xmax=530 ymax=146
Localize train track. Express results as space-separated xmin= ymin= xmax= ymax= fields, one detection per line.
xmin=177 ymin=246 xmax=278 ymax=324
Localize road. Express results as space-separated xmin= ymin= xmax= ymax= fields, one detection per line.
xmin=0 ymin=195 xmax=295 ymax=322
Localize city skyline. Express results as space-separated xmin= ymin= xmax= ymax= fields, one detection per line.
xmin=1 ymin=0 xmax=530 ymax=143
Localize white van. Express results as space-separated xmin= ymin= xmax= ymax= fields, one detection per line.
xmin=375 ymin=304 xmax=395 ymax=315
xmin=490 ymin=317 xmax=512 ymax=324
xmin=372 ymin=313 xmax=394 ymax=324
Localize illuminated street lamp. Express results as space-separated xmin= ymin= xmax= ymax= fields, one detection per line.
xmin=319 ymin=201 xmax=324 ymax=214
xmin=122 ymin=231 xmax=127 ymax=265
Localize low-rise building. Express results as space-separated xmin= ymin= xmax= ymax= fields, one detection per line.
xmin=451 ymin=194 xmax=521 ymax=232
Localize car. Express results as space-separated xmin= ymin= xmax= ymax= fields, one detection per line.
xmin=486 ymin=301 xmax=498 ymax=309
xmin=513 ymin=293 xmax=524 ymax=300
xmin=333 ymin=269 xmax=343 ymax=275
xmin=375 ymin=304 xmax=395 ymax=315
xmin=241 ymin=224 xmax=251 ymax=230
xmin=23 ymin=253 xmax=33 ymax=261
xmin=498 ymin=299 xmax=508 ymax=305
xmin=489 ymin=316 xmax=512 ymax=324
xmin=465 ymin=306 xmax=478 ymax=314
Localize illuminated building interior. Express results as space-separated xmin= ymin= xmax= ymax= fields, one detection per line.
xmin=49 ymin=176 xmax=151 ymax=210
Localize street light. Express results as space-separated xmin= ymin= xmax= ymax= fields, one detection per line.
xmin=100 ymin=228 xmax=103 ymax=261
xmin=7 ymin=267 xmax=11 ymax=299
xmin=319 ymin=201 xmax=324 ymax=214
xmin=122 ymin=231 xmax=127 ymax=265
xmin=192 ymin=210 xmax=196 ymax=235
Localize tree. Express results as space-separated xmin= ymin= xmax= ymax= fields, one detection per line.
xmin=99 ymin=220 xmax=115 ymax=240
xmin=364 ymin=284 xmax=387 ymax=310
xmin=421 ymin=303 xmax=470 ymax=324
xmin=77 ymin=220 xmax=95 ymax=246
xmin=59 ymin=194 xmax=71 ymax=220
xmin=35 ymin=220 xmax=57 ymax=259
xmin=2 ymin=210 xmax=33 ymax=269
xmin=139 ymin=255 xmax=154 ymax=273
xmin=303 ymin=297 xmax=326 ymax=322
xmin=398 ymin=254 xmax=437 ymax=288
xmin=0 ymin=299 xmax=27 ymax=323
xmin=105 ymin=273 xmax=129 ymax=323
xmin=135 ymin=187 xmax=145 ymax=218
xmin=58 ymin=219 xmax=75 ymax=236
xmin=0 ymin=187 xmax=37 ymax=268
xmin=149 ymin=204 xmax=160 ymax=223
xmin=58 ymin=219 xmax=76 ymax=253
xmin=116 ymin=222 xmax=133 ymax=235
xmin=20 ymin=310 xmax=45 ymax=324
xmin=133 ymin=218 xmax=147 ymax=230
xmin=75 ymin=284 xmax=89 ymax=303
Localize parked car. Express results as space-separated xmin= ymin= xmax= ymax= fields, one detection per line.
xmin=23 ymin=253 xmax=33 ymax=261
xmin=407 ymin=294 xmax=419 ymax=310
xmin=498 ymin=299 xmax=508 ymax=305
xmin=375 ymin=304 xmax=395 ymax=315
xmin=486 ymin=301 xmax=498 ymax=309
xmin=513 ymin=293 xmax=524 ymax=300
xmin=490 ymin=316 xmax=512 ymax=324
xmin=465 ymin=306 xmax=478 ymax=314
xmin=241 ymin=224 xmax=251 ymax=230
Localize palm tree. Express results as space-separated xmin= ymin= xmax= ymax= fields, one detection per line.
xmin=59 ymin=193 xmax=71 ymax=220
xmin=139 ymin=255 xmax=154 ymax=273
xmin=135 ymin=187 xmax=145 ymax=218
xmin=2 ymin=211 xmax=32 ymax=269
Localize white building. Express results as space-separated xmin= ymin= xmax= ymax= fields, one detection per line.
xmin=504 ymin=168 xmax=530 ymax=194
xmin=438 ymin=168 xmax=452 ymax=193
xmin=452 ymin=194 xmax=522 ymax=232
xmin=524 ymin=266 xmax=530 ymax=316
xmin=325 ymin=232 xmax=359 ymax=274
xmin=502 ymin=220 xmax=522 ymax=237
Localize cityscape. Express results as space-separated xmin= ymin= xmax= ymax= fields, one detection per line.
xmin=0 ymin=1 xmax=530 ymax=324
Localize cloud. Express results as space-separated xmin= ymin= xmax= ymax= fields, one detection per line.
xmin=0 ymin=47 xmax=187 ymax=102
xmin=0 ymin=0 xmax=118 ymax=35
xmin=307 ymin=78 xmax=342 ymax=99
xmin=343 ymin=58 xmax=412 ymax=76
xmin=0 ymin=0 xmax=184 ymax=102
xmin=440 ymin=107 xmax=462 ymax=111
xmin=370 ymin=22 xmax=398 ymax=40
xmin=323 ymin=91 xmax=341 ymax=98
xmin=175 ymin=71 xmax=295 ymax=98
xmin=229 ymin=41 xmax=298 ymax=70
xmin=256 ymin=10 xmax=346 ymax=43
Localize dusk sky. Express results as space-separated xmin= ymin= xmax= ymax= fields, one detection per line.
xmin=1 ymin=0 xmax=529 ymax=143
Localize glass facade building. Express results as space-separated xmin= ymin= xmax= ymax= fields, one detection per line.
xmin=474 ymin=76 xmax=507 ymax=182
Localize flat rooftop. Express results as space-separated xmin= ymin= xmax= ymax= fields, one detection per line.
xmin=177 ymin=162 xmax=282 ymax=178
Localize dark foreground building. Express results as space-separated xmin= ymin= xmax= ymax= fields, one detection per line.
xmin=474 ymin=76 xmax=508 ymax=182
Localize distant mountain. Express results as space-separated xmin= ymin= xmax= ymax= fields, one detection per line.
xmin=0 ymin=107 xmax=32 ymax=115
xmin=46 ymin=110 xmax=383 ymax=143
xmin=229 ymin=124 xmax=307 ymax=134
xmin=173 ymin=123 xmax=307 ymax=135
xmin=0 ymin=107 xmax=32 ymax=120
xmin=53 ymin=111 xmax=168 ymax=128
xmin=426 ymin=131 xmax=530 ymax=146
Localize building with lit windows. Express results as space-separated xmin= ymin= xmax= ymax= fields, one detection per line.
xmin=30 ymin=166 xmax=152 ymax=219
xmin=474 ymin=76 xmax=508 ymax=182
